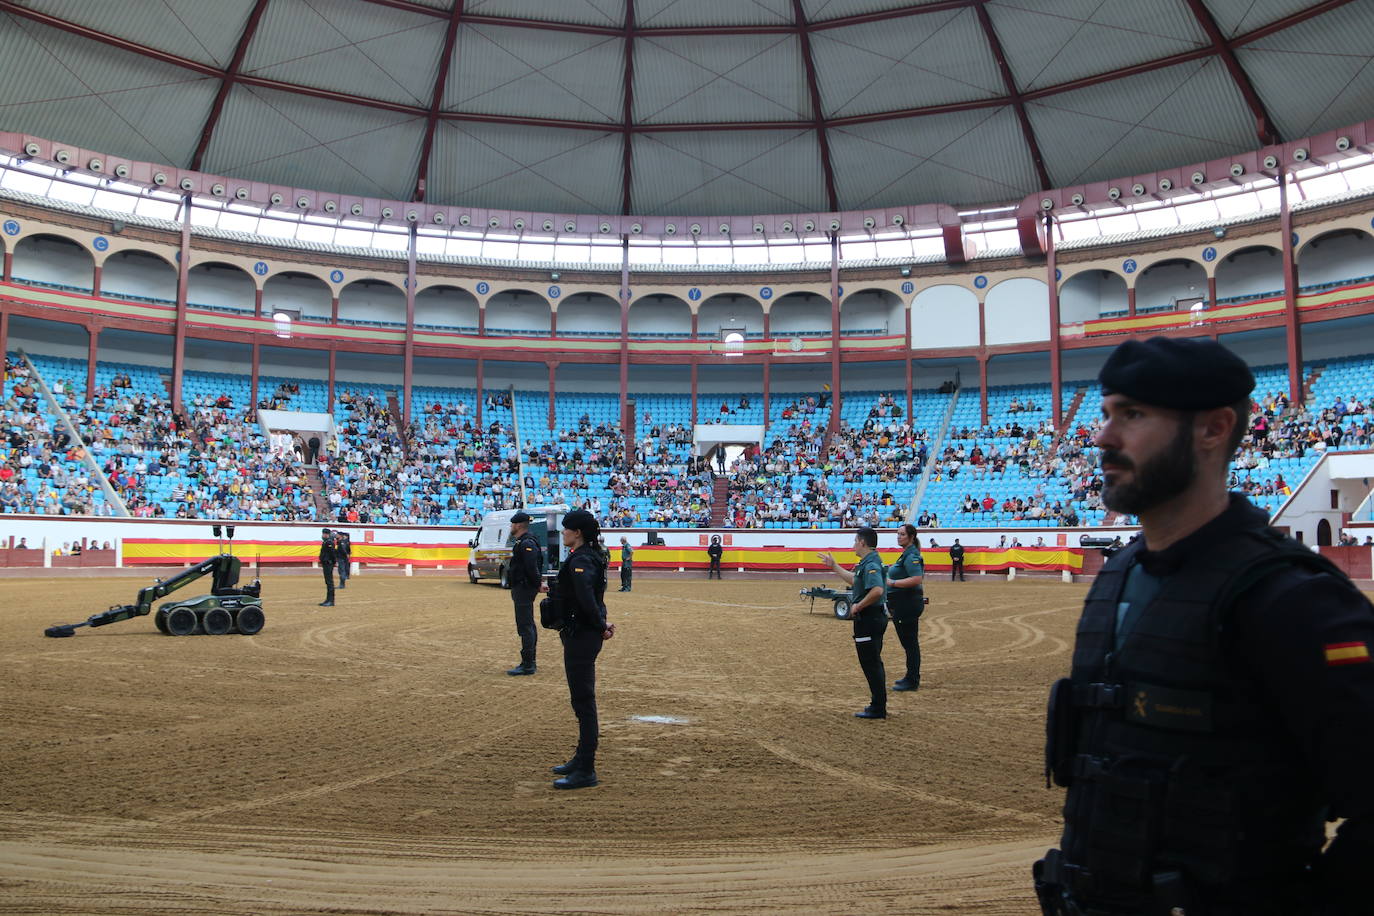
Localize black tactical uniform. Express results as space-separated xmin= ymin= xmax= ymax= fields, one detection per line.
xmin=508 ymin=517 xmax=544 ymax=676
xmin=707 ymin=538 xmax=723 ymax=578
xmin=336 ymin=532 xmax=351 ymax=588
xmin=554 ymin=535 xmax=610 ymax=787
xmin=887 ymin=541 xmax=926 ymax=691
xmin=949 ymin=540 xmax=965 ymax=581
xmin=318 ymin=529 xmax=337 ymax=606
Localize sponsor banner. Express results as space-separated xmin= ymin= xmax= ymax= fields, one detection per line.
xmin=620 ymin=546 xmax=1083 ymax=572
xmin=122 ymin=539 xmax=469 ymax=567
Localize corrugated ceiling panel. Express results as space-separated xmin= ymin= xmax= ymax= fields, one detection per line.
xmin=0 ymin=16 xmax=216 ymax=166
xmin=813 ymin=10 xmax=1002 ymax=118
xmin=1240 ymin=2 xmax=1374 ymax=140
xmin=632 ymin=130 xmax=825 ymax=214
xmin=634 ymin=34 xmax=808 ymax=124
xmin=1028 ymin=58 xmax=1253 ymax=188
xmin=202 ymin=85 xmax=425 ymax=200
xmin=20 ymin=0 xmax=257 ymax=67
xmin=465 ymin=0 xmax=622 ymax=28
xmin=443 ymin=24 xmax=622 ymax=123
xmin=989 ymin=0 xmax=1206 ymax=92
xmin=244 ymin=0 xmax=445 ymax=107
xmin=428 ymin=120 xmax=621 ymax=211
xmin=802 ymin=0 xmax=955 ymax=24
xmin=636 ymin=0 xmax=791 ymax=29
xmin=829 ymin=107 xmax=1038 ymax=207
xmin=1206 ymin=0 xmax=1317 ymax=39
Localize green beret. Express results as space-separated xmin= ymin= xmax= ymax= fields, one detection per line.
xmin=1099 ymin=336 xmax=1254 ymax=410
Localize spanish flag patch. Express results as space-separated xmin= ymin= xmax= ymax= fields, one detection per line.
xmin=1324 ymin=642 xmax=1372 ymax=666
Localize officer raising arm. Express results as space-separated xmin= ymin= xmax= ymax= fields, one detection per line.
xmin=819 ymin=526 xmax=889 ymax=720
xmin=1035 ymin=337 xmax=1374 ymax=916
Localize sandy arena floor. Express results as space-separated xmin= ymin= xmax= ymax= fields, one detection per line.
xmin=0 ymin=569 xmax=1087 ymax=914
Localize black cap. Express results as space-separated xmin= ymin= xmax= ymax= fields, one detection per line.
xmin=562 ymin=509 xmax=599 ymax=540
xmin=1099 ymin=336 xmax=1254 ymax=410
xmin=510 ymin=511 xmax=531 ymax=524
xmin=322 ymin=528 xmax=332 ymax=535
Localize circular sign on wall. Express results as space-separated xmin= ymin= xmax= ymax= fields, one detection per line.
xmin=2 ymin=220 xmax=19 ymax=236
xmin=688 ymin=287 xmax=702 ymax=300
xmin=1122 ymin=259 xmax=1137 ymax=274
xmin=1291 ymin=232 xmax=1299 ymax=247
xmin=901 ymin=281 xmax=913 ymax=295
xmin=330 ymin=269 xmax=344 ymax=283
xmin=92 ymin=236 xmax=109 ymax=251
xmin=973 ymin=275 xmax=988 ymax=289
xmin=548 ymin=285 xmax=561 ymax=299
xmin=1055 ymin=268 xmax=1062 ymax=281
xmin=253 ymin=261 xmax=269 ymax=276
xmin=476 ymin=281 xmax=490 ymax=295
xmin=759 ymin=286 xmax=773 ymax=299
xmin=1202 ymin=246 xmax=1217 ymax=262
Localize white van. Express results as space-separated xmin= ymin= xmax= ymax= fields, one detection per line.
xmin=467 ymin=505 xmax=569 ymax=587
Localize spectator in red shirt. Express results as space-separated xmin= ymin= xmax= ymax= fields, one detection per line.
xmin=981 ymin=493 xmax=995 ymax=511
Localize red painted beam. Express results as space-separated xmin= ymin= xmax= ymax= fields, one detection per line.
xmin=621 ymin=0 xmax=636 ymax=216
xmin=1182 ymin=0 xmax=1279 ymax=144
xmin=413 ymin=0 xmax=466 ymax=202
xmin=791 ymin=0 xmax=839 ymax=212
xmin=190 ymin=0 xmax=271 ymax=171
xmin=973 ymin=0 xmax=1051 ymax=191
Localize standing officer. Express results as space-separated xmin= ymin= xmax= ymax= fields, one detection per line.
xmin=618 ymin=537 xmax=633 ymax=592
xmin=948 ymin=539 xmax=966 ymax=581
xmin=820 ymin=527 xmax=888 ymax=719
xmin=707 ymin=535 xmax=723 ymax=579
xmin=318 ymin=528 xmax=337 ymax=607
xmin=550 ymin=509 xmax=615 ymax=789
xmin=886 ymin=523 xmax=926 ymax=692
xmin=506 ymin=511 xmax=543 ymax=676
xmin=336 ymin=530 xmax=351 ymax=589
xmin=1035 ymin=336 xmax=1374 ymax=915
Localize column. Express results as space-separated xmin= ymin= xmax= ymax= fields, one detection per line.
xmin=475 ymin=357 xmax=484 ymax=427
xmin=92 ymin=263 xmax=102 ymax=297
xmin=327 ymin=348 xmax=336 ymax=413
xmin=690 ymin=307 xmax=699 ymax=339
xmin=254 ymin=287 xmax=264 ymax=319
xmin=547 ymin=360 xmax=557 ymax=430
xmin=1207 ymin=274 xmax=1217 ymax=308
xmin=0 ymin=308 xmax=9 ymax=399
xmin=330 ymin=294 xmax=339 ymax=324
xmin=979 ymin=356 xmax=989 ymax=427
xmin=762 ymin=359 xmax=771 ymax=422
xmin=478 ymin=303 xmax=486 ymax=336
xmin=1046 ymin=214 xmax=1063 ymax=428
xmin=404 ymin=225 xmax=417 ymax=421
xmin=171 ymin=195 xmax=191 ymax=411
xmin=690 ymin=362 xmax=698 ymax=426
xmin=1279 ymin=168 xmax=1302 ymax=405
xmin=904 ymin=301 xmax=913 ymax=421
xmin=619 ymin=238 xmax=630 ymax=435
xmin=550 ymin=305 xmax=558 ymax=338
xmin=250 ymin=342 xmax=260 ymax=417
xmin=829 ymin=233 xmax=842 ymax=430
xmin=86 ymin=325 xmax=99 ymax=401
xmin=2 ymin=249 xmax=11 ymax=283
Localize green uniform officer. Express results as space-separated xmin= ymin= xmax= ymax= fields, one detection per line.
xmin=820 ymin=527 xmax=889 ymax=719
xmin=618 ymin=537 xmax=633 ymax=592
xmin=887 ymin=523 xmax=926 ymax=692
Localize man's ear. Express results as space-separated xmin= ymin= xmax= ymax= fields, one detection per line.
xmin=1195 ymin=406 xmax=1237 ymax=453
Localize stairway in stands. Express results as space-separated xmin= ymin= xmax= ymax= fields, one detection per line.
xmin=710 ymin=475 xmax=730 ymax=526
xmin=162 ymin=373 xmax=203 ymax=448
xmin=1050 ymin=386 xmax=1089 ymax=452
xmin=386 ymin=392 xmax=411 ymax=459
xmin=305 ymin=466 xmax=332 ymax=521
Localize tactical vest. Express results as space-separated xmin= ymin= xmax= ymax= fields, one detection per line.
xmin=1046 ymin=526 xmax=1342 ymax=913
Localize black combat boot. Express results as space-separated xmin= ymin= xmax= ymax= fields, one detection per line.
xmin=553 ymin=765 xmax=598 ymax=789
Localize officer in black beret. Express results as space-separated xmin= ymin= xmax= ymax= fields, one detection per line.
xmin=318 ymin=528 xmax=337 ymax=607
xmin=549 ymin=509 xmax=615 ymax=789
xmin=505 ymin=511 xmax=543 ymax=676
xmin=1035 ymin=336 xmax=1374 ymax=915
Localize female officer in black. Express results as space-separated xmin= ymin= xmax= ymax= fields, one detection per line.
xmin=551 ymin=509 xmax=616 ymax=789
xmin=887 ymin=523 xmax=926 ymax=692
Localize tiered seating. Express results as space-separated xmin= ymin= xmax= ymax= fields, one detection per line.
xmin=19 ymin=354 xmax=114 ymax=516
xmin=627 ymin=393 xmax=711 ymax=528
xmin=403 ymin=386 xmax=521 ymax=525
xmin=2 ymin=353 xmax=104 ymax=515
xmin=318 ymin=384 xmax=406 ymax=524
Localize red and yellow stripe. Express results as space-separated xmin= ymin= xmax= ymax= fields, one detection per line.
xmin=1324 ymin=641 xmax=1371 ymax=667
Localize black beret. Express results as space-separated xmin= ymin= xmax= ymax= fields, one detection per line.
xmin=1099 ymin=336 xmax=1254 ymax=410
xmin=509 ymin=511 xmax=531 ymax=524
xmin=562 ymin=509 xmax=599 ymax=539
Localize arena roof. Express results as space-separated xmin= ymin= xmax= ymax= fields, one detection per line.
xmin=0 ymin=0 xmax=1372 ymax=217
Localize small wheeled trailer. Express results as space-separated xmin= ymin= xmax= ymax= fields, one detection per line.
xmin=799 ymin=584 xmax=854 ymax=619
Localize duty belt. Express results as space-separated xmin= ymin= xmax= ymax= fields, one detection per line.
xmin=1072 ymin=682 xmax=1126 ymax=709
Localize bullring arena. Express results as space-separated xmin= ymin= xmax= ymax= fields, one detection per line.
xmin=4 ymin=1 xmax=1374 ymax=913
xmin=3 ymin=570 xmax=1080 ymax=915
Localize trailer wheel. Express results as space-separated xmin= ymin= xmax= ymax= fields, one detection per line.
xmin=154 ymin=608 xmax=170 ymax=634
xmin=201 ymin=606 xmax=233 ymax=636
xmin=164 ymin=605 xmax=198 ymax=636
xmin=832 ymin=597 xmax=852 ymax=620
xmin=468 ymin=565 xmax=479 ymax=584
xmin=233 ymin=605 xmax=265 ymax=636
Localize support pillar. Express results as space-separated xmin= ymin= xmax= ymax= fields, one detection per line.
xmin=904 ymin=301 xmax=913 ymax=422
xmin=1207 ymin=274 xmax=1217 ymax=308
xmin=477 ymin=303 xmax=485 ymax=336
xmin=979 ymin=356 xmax=989 ymax=427
xmin=475 ymin=357 xmax=484 ymax=427
xmin=2 ymin=250 xmax=11 ymax=283
xmin=330 ymin=294 xmax=339 ymax=324
xmin=171 ymin=195 xmax=191 ymax=412
xmin=255 ymin=287 xmax=264 ymax=319
xmin=690 ymin=308 xmax=699 ymax=339
xmin=619 ymin=238 xmax=631 ymax=436
xmin=250 ymin=342 xmax=260 ymax=416
xmin=550 ymin=306 xmax=558 ymax=338
xmin=404 ymin=225 xmax=417 ymax=422
xmin=762 ymin=359 xmax=771 ymax=422
xmin=1126 ymin=285 xmax=1137 ymax=317
xmin=1046 ymin=213 xmax=1063 ymax=428
xmin=91 ymin=263 xmax=102 ymax=297
xmin=327 ymin=348 xmax=336 ymax=413
xmin=86 ymin=325 xmax=98 ymax=401
xmin=547 ymin=360 xmax=558 ymax=431
xmin=690 ymin=362 xmax=698 ymax=426
xmin=0 ymin=308 xmax=8 ymax=400
xmin=829 ymin=233 xmax=842 ymax=430
xmin=1279 ymin=168 xmax=1302 ymax=405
